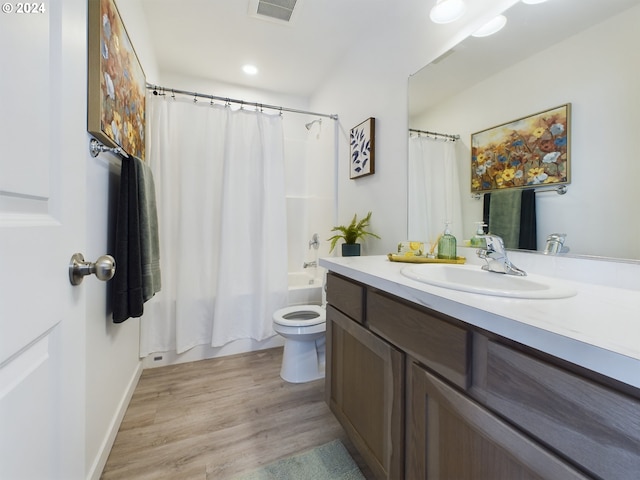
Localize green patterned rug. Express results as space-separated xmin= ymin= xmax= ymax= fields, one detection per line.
xmin=233 ymin=440 xmax=365 ymax=480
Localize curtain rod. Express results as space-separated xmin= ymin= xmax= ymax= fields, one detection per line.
xmin=409 ymin=128 xmax=460 ymax=141
xmin=146 ymin=84 xmax=338 ymax=120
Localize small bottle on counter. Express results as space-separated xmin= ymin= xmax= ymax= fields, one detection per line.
xmin=437 ymin=222 xmax=457 ymax=260
xmin=470 ymin=222 xmax=487 ymax=248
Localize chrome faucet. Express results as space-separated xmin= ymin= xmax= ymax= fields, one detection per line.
xmin=303 ymin=261 xmax=317 ymax=268
xmin=544 ymin=233 xmax=569 ymax=255
xmin=476 ymin=235 xmax=526 ymax=276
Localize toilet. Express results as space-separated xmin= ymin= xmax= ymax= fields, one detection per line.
xmin=273 ymin=304 xmax=326 ymax=383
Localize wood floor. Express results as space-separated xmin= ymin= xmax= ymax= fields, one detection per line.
xmin=101 ymin=347 xmax=373 ymax=479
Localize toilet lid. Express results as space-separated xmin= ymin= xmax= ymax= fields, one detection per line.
xmin=273 ymin=305 xmax=326 ymax=327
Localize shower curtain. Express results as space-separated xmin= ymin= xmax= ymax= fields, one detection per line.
xmin=140 ymin=95 xmax=289 ymax=356
xmin=408 ymin=135 xmax=463 ymax=246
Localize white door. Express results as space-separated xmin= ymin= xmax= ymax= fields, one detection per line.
xmin=1 ymin=2 xmax=87 ymax=478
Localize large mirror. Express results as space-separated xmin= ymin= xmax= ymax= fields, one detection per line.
xmin=408 ymin=0 xmax=640 ymax=261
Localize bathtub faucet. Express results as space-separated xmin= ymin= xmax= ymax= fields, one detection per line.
xmin=303 ymin=261 xmax=317 ymax=268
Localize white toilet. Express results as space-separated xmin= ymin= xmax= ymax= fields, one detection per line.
xmin=273 ymin=304 xmax=326 ymax=383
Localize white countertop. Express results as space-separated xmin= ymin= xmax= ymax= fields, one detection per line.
xmin=319 ymin=254 xmax=640 ymax=389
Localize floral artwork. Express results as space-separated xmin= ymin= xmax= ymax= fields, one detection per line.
xmin=350 ymin=117 xmax=375 ymax=179
xmin=471 ymin=104 xmax=570 ymax=193
xmin=88 ymin=0 xmax=146 ymax=160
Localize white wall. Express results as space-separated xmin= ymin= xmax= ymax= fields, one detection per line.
xmin=309 ymin=0 xmax=516 ymax=255
xmin=412 ymin=5 xmax=640 ymax=260
xmin=84 ymin=1 xmax=160 ymax=478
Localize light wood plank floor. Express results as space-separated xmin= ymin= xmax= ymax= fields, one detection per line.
xmin=101 ymin=347 xmax=373 ymax=479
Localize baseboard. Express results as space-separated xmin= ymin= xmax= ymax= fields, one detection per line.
xmin=142 ymin=336 xmax=285 ymax=369
xmin=87 ymin=361 xmax=143 ymax=480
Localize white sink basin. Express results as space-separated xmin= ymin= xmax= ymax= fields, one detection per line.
xmin=401 ymin=264 xmax=577 ymax=299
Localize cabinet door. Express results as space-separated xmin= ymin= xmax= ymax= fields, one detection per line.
xmin=326 ymin=305 xmax=404 ymax=480
xmin=407 ymin=362 xmax=589 ymax=480
xmin=484 ymin=341 xmax=640 ymax=480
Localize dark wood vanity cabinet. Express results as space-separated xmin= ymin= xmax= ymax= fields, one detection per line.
xmin=325 ymin=274 xmax=404 ymax=480
xmin=325 ymin=272 xmax=640 ymax=480
xmin=407 ymin=360 xmax=588 ymax=479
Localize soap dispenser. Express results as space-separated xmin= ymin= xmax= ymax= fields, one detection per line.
xmin=437 ymin=222 xmax=457 ymax=260
xmin=470 ymin=222 xmax=487 ymax=248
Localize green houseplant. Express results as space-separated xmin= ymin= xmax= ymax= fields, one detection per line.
xmin=328 ymin=211 xmax=381 ymax=256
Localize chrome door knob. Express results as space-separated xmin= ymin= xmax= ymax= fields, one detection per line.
xmin=69 ymin=253 xmax=116 ymax=286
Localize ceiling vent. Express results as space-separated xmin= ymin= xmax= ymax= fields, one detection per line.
xmin=252 ymin=0 xmax=298 ymax=23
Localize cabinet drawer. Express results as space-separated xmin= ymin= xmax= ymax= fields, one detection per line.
xmin=486 ymin=341 xmax=640 ymax=480
xmin=326 ymin=273 xmax=364 ymax=323
xmin=367 ymin=290 xmax=470 ymax=389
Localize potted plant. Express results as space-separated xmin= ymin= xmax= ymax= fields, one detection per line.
xmin=328 ymin=211 xmax=381 ymax=256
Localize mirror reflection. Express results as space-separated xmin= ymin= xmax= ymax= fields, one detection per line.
xmin=408 ymin=0 xmax=640 ymax=261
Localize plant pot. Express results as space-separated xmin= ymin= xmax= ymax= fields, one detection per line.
xmin=342 ymin=243 xmax=361 ymax=257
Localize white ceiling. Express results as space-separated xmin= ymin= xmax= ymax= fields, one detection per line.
xmin=409 ymin=0 xmax=640 ymax=118
xmin=136 ymin=0 xmax=640 ymax=101
xmin=137 ymin=0 xmax=444 ymax=97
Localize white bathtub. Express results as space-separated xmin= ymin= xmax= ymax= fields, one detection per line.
xmin=287 ymin=271 xmax=323 ymax=306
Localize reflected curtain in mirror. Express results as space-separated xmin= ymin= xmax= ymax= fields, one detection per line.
xmin=408 ymin=135 xmax=463 ymax=247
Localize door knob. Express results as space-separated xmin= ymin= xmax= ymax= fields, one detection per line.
xmin=69 ymin=253 xmax=116 ymax=286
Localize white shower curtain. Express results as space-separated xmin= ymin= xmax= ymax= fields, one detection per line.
xmin=140 ymin=95 xmax=289 ymax=356
xmin=408 ymin=135 xmax=463 ymax=246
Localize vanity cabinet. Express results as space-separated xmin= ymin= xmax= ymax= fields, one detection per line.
xmin=325 ymin=272 xmax=640 ymax=480
xmin=407 ymin=360 xmax=588 ymax=479
xmin=325 ymin=273 xmax=405 ymax=480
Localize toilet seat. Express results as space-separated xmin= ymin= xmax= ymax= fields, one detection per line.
xmin=273 ymin=305 xmax=326 ymax=327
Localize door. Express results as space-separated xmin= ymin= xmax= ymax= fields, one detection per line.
xmin=0 ymin=2 xmax=86 ymax=478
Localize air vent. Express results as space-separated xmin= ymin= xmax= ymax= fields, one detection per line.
xmin=255 ymin=0 xmax=298 ymax=22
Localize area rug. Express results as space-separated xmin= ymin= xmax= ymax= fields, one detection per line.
xmin=232 ymin=440 xmax=366 ymax=480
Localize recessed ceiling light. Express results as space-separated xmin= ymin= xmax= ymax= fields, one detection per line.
xmin=472 ymin=15 xmax=507 ymax=37
xmin=242 ymin=64 xmax=258 ymax=75
xmin=429 ymin=0 xmax=466 ymax=24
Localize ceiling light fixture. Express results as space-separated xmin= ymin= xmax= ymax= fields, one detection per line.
xmin=429 ymin=0 xmax=466 ymax=24
xmin=242 ymin=64 xmax=258 ymax=75
xmin=472 ymin=15 xmax=507 ymax=37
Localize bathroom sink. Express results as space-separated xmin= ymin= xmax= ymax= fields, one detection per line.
xmin=401 ymin=264 xmax=577 ymax=299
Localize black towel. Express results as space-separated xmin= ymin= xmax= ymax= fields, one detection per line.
xmin=112 ymin=158 xmax=144 ymax=323
xmin=519 ymin=189 xmax=537 ymax=250
xmin=483 ymin=189 xmax=537 ymax=251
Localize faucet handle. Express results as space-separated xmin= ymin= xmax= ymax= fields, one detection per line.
xmin=478 ymin=234 xmax=505 ymax=253
xmin=309 ymin=233 xmax=320 ymax=250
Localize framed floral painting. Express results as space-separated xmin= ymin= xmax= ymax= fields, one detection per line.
xmin=471 ymin=104 xmax=570 ymax=193
xmin=88 ymin=0 xmax=146 ymax=160
xmin=350 ymin=117 xmax=375 ymax=179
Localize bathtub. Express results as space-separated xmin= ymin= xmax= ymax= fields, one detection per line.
xmin=287 ymin=271 xmax=324 ymax=306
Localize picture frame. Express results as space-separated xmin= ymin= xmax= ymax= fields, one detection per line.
xmin=350 ymin=117 xmax=375 ymax=179
xmin=88 ymin=0 xmax=147 ymax=160
xmin=471 ymin=104 xmax=570 ymax=193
